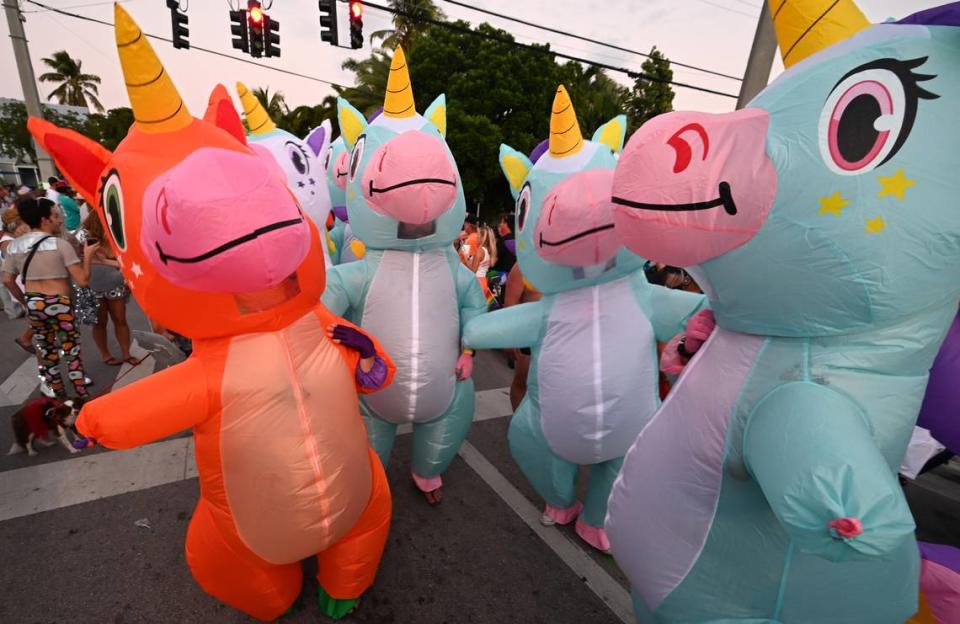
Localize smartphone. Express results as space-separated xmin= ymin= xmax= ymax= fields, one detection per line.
xmin=85 ymin=237 xmax=99 ymax=246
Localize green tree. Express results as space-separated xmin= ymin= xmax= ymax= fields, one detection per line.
xmin=370 ymin=0 xmax=445 ymax=50
xmin=38 ymin=50 xmax=104 ymax=112
xmin=558 ymin=62 xmax=631 ymax=135
xmin=279 ymin=96 xmax=339 ymax=138
xmin=626 ymin=47 xmax=674 ymax=129
xmin=252 ymin=86 xmax=289 ymax=120
xmin=337 ymin=51 xmax=393 ymax=118
xmin=83 ymin=107 xmax=134 ymax=151
xmin=0 ymin=101 xmax=88 ymax=166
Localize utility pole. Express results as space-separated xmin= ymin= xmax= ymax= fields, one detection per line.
xmin=736 ymin=2 xmax=777 ymax=110
xmin=3 ymin=0 xmax=56 ymax=182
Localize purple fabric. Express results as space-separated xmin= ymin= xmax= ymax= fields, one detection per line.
xmin=367 ymin=107 xmax=383 ymax=123
xmin=332 ymin=324 xmax=375 ymax=359
xmin=356 ymin=355 xmax=388 ymax=390
xmin=920 ymin=542 xmax=960 ymax=573
xmin=504 ymin=238 xmax=516 ymax=255
xmin=898 ymin=3 xmax=960 ymax=27
xmin=332 ymin=205 xmax=349 ymax=222
xmin=305 ymin=125 xmax=327 ymax=157
xmin=529 ymin=139 xmax=549 ymax=164
xmin=916 ymin=312 xmax=960 ymax=453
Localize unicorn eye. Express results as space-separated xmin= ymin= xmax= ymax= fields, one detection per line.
xmin=286 ymin=142 xmax=309 ymax=175
xmin=516 ymin=183 xmax=532 ymax=232
xmin=349 ymin=135 xmax=366 ymax=182
xmin=99 ymin=170 xmax=126 ymax=250
xmin=819 ymin=58 xmax=937 ymax=175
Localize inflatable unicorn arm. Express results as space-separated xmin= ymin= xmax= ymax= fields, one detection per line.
xmin=744 ymin=381 xmax=915 ymax=560
xmin=322 ymin=259 xmax=371 ymax=317
xmin=463 ymin=301 xmax=545 ymax=350
xmin=74 ymin=357 xmax=210 ymax=449
xmin=635 ymin=272 xmax=709 ymax=342
xmin=454 ymin=258 xmax=488 ymax=330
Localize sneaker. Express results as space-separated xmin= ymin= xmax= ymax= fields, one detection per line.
xmin=38 ymin=379 xmax=56 ymax=398
xmin=539 ymin=512 xmax=557 ymax=527
xmin=83 ymin=376 xmax=93 ymax=386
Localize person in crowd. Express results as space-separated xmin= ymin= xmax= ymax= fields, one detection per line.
xmin=79 ymin=211 xmax=137 ymax=366
xmin=0 ymin=210 xmax=26 ymax=321
xmin=456 ymin=213 xmax=479 ymax=253
xmin=503 ymin=262 xmax=541 ymax=411
xmin=493 ymin=212 xmax=516 ymax=273
xmin=1 ymin=196 xmax=98 ymax=399
xmin=56 ymin=183 xmax=81 ymax=232
xmin=460 ymin=225 xmax=497 ymax=301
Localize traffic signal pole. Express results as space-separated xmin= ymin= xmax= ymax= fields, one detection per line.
xmin=3 ymin=0 xmax=56 ymax=182
xmin=736 ymin=2 xmax=777 ymax=109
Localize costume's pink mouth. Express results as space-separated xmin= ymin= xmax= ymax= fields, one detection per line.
xmin=539 ymin=223 xmax=615 ymax=248
xmin=612 ymin=182 xmax=737 ymax=216
xmin=156 ymin=217 xmax=303 ymax=265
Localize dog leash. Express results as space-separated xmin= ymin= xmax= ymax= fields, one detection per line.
xmin=72 ymin=356 xmax=149 ymax=449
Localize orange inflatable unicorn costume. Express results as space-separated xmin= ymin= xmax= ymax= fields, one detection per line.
xmin=28 ymin=6 xmax=396 ymax=621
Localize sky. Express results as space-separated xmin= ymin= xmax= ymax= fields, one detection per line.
xmin=0 ymin=0 xmax=946 ymax=119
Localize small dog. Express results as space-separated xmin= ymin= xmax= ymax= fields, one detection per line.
xmin=8 ymin=397 xmax=84 ymax=456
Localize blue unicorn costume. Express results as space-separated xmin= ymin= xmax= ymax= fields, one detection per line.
xmin=324 ymin=135 xmax=366 ymax=264
xmin=322 ymin=47 xmax=486 ymax=499
xmin=606 ymin=2 xmax=960 ymax=622
xmin=463 ymin=86 xmax=704 ymax=551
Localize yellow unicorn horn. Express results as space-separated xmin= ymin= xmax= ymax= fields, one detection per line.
xmin=549 ymin=85 xmax=583 ymax=158
xmin=114 ymin=4 xmax=191 ymax=133
xmin=384 ymin=46 xmax=416 ymax=119
xmin=236 ymin=81 xmax=277 ymax=135
xmin=768 ymin=0 xmax=870 ymax=68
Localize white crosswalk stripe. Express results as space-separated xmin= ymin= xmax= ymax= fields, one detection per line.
xmin=0 ymin=356 xmax=39 ymax=407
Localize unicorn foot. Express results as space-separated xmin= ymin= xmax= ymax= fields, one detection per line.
xmin=575 ymin=519 xmax=611 ymax=553
xmin=541 ymin=501 xmax=582 ymax=526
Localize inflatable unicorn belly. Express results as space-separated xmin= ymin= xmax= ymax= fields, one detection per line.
xmin=606 ymin=2 xmax=960 ymax=622
xmin=323 ymin=47 xmax=486 ymax=498
xmin=216 ymin=314 xmax=372 ymax=563
xmin=463 ymin=85 xmax=704 ymax=552
xmin=538 ymin=277 xmax=657 ymax=464
xmin=360 ymin=249 xmax=459 ymax=424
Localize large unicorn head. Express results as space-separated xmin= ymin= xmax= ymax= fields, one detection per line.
xmin=235 ymin=82 xmax=333 ymax=235
xmin=337 ymin=47 xmax=465 ymax=251
xmin=498 ymin=86 xmax=635 ymax=295
xmin=28 ymin=5 xmax=326 ymax=339
xmin=612 ymin=1 xmax=960 ymax=336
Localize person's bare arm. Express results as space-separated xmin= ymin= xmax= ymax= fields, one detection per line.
xmin=66 ymin=241 xmax=100 ymax=287
xmin=2 ymin=272 xmax=25 ymax=307
xmin=504 ymin=264 xmax=524 ymax=308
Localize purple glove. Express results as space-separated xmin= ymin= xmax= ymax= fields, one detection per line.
xmin=330 ymin=324 xmax=376 ymax=359
xmin=504 ymin=239 xmax=517 ymax=255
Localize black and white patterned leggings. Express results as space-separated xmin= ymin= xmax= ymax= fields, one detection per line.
xmin=25 ymin=293 xmax=89 ymax=399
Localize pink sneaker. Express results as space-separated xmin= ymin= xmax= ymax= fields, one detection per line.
xmin=540 ymin=501 xmax=582 ymax=526
xmin=575 ymin=519 xmax=611 ymax=553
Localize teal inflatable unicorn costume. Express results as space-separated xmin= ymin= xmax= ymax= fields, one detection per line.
xmin=606 ymin=1 xmax=960 ymax=621
xmin=463 ymin=86 xmax=704 ymax=551
xmin=323 ymin=47 xmax=486 ymax=502
xmin=236 ymin=82 xmax=334 ymax=267
xmin=325 ymin=134 xmax=366 ymax=264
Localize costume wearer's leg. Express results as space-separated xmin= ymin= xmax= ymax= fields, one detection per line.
xmin=185 ymin=498 xmax=302 ymax=622
xmin=410 ymin=378 xmax=475 ymax=486
xmin=359 ymin=399 xmax=398 ymax=468
xmin=26 ymin=294 xmax=64 ymax=397
xmin=52 ymin=299 xmax=88 ymax=398
xmin=510 ymin=352 xmax=530 ymax=412
xmin=316 ymin=448 xmax=392 ymax=599
xmin=575 ymin=457 xmax=624 ymax=552
xmin=508 ymin=398 xmax=579 ymax=515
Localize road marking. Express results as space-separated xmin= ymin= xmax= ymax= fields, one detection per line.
xmin=0 ymin=388 xmax=513 ymax=521
xmin=0 ymin=356 xmax=39 ymax=407
xmin=458 ymin=441 xmax=634 ymax=624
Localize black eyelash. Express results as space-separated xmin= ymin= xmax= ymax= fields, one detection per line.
xmin=830 ymin=57 xmax=938 ymax=168
xmin=97 ymin=169 xmax=120 ymax=204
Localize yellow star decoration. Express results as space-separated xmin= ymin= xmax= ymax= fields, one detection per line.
xmin=865 ymin=216 xmax=887 ymax=234
xmin=878 ymin=168 xmax=916 ymax=201
xmin=818 ymin=191 xmax=849 ymax=217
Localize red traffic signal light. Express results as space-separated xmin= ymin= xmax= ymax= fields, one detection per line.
xmin=350 ymin=0 xmax=363 ymax=20
xmin=249 ymin=6 xmax=263 ymax=25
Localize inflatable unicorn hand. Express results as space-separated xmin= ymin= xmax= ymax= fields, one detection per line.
xmin=28 ymin=6 xmax=395 ymax=620
xmin=322 ymin=47 xmax=486 ymax=502
xmin=462 ymin=86 xmax=704 ymax=552
xmin=233 ymin=82 xmax=336 ymax=267
xmin=607 ymin=2 xmax=960 ymax=622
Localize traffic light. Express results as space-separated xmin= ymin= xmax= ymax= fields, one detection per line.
xmin=167 ymin=0 xmax=189 ymax=50
xmin=248 ymin=0 xmax=265 ymax=58
xmin=265 ymin=15 xmax=280 ymax=58
xmin=318 ymin=0 xmax=338 ymax=46
xmin=349 ymin=0 xmax=363 ymax=49
xmin=230 ymin=9 xmax=249 ymax=54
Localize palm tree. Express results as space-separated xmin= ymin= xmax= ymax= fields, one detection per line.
xmin=38 ymin=50 xmax=104 ymax=112
xmin=252 ymin=86 xmax=289 ymax=120
xmin=337 ymin=51 xmax=393 ymax=117
xmin=370 ymin=0 xmax=445 ymax=49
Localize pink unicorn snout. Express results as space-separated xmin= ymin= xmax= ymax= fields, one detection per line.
xmin=361 ymin=131 xmax=457 ymax=224
xmin=142 ymin=147 xmax=310 ymax=293
xmin=611 ymin=109 xmax=777 ymax=267
xmin=534 ymin=168 xmax=620 ymax=267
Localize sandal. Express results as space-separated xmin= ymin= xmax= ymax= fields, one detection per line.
xmin=424 ymin=488 xmax=443 ymax=505
xmin=13 ymin=338 xmax=35 ymax=355
xmin=123 ymin=356 xmax=143 ymax=366
xmin=102 ymin=356 xmax=122 ymax=366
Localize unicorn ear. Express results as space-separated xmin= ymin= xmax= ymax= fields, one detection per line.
xmin=337 ymin=98 xmax=367 ymax=149
xmin=592 ymin=115 xmax=628 ymax=154
xmin=424 ymin=94 xmax=447 ymax=137
xmin=27 ymin=117 xmax=112 ymax=204
xmin=499 ymin=144 xmax=532 ymax=199
xmin=305 ymin=119 xmax=332 ymax=157
xmin=203 ymin=84 xmax=246 ymax=145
